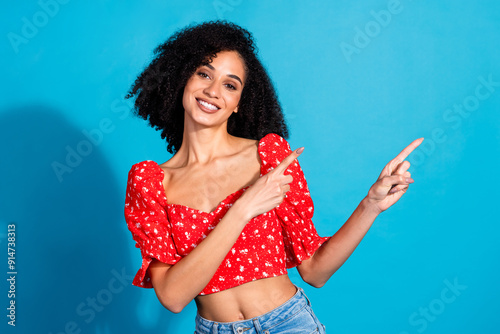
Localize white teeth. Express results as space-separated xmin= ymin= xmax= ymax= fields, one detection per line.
xmin=198 ymin=99 xmax=219 ymax=110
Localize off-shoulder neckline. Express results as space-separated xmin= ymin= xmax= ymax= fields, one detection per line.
xmin=146 ymin=133 xmax=279 ymax=216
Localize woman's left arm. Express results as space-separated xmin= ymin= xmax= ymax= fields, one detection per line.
xmin=298 ymin=137 xmax=424 ymax=288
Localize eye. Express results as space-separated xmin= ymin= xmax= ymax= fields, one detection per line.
xmin=225 ymin=83 xmax=236 ymax=90
xmin=197 ymin=71 xmax=210 ymax=79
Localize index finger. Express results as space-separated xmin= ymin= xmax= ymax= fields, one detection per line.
xmin=380 ymin=137 xmax=424 ymax=178
xmin=272 ymin=147 xmax=304 ymax=175
xmin=392 ymin=137 xmax=424 ymax=165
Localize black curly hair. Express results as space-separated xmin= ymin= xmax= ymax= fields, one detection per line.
xmin=124 ymin=20 xmax=289 ymax=154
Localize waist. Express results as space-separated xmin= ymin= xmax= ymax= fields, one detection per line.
xmin=195 ymin=275 xmax=297 ymax=322
xmin=195 ymin=283 xmax=315 ymax=334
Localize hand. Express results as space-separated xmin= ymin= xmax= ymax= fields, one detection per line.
xmin=366 ymin=138 xmax=424 ymax=214
xmin=235 ymin=147 xmax=305 ymax=221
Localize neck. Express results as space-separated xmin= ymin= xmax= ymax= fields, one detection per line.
xmin=176 ymin=118 xmax=234 ymax=166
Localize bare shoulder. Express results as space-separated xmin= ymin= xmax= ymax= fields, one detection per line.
xmin=158 ymin=153 xmax=180 ymax=169
xmin=231 ymin=136 xmax=259 ymax=155
xmin=156 ymin=154 xmax=184 ymax=190
xmin=230 ymin=135 xmax=257 ymax=144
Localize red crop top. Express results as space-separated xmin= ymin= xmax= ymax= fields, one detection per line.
xmin=124 ymin=133 xmax=331 ymax=295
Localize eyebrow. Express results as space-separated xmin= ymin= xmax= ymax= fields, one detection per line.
xmin=205 ymin=64 xmax=243 ymax=86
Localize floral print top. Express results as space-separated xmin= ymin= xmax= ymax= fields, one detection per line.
xmin=124 ymin=133 xmax=331 ymax=295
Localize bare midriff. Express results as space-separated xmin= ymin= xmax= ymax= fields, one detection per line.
xmin=194 ymin=274 xmax=298 ymax=322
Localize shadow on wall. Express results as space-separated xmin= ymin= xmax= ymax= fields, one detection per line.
xmin=0 ymin=105 xmax=181 ymax=333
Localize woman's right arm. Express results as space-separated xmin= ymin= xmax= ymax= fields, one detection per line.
xmin=148 ymin=147 xmax=304 ymax=313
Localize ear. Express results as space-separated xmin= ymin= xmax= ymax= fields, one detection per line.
xmin=233 ymin=107 xmax=238 ymax=114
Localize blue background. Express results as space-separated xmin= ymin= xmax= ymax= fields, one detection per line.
xmin=1 ymin=1 xmax=499 ymax=333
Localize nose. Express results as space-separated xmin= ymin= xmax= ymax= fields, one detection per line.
xmin=203 ymin=79 xmax=220 ymax=98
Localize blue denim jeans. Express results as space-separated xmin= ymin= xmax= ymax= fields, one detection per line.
xmin=194 ymin=284 xmax=327 ymax=333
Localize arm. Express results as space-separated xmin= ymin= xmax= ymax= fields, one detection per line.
xmin=297 ymin=197 xmax=380 ymax=288
xmin=149 ymin=147 xmax=304 ymax=313
xmin=298 ymin=137 xmax=424 ymax=288
xmin=149 ymin=202 xmax=250 ymax=313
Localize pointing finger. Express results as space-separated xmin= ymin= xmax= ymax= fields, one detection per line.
xmin=391 ymin=137 xmax=424 ymax=166
xmin=272 ymin=147 xmax=304 ymax=176
xmin=378 ymin=138 xmax=424 ymax=179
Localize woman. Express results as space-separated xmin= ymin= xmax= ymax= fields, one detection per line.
xmin=124 ymin=21 xmax=423 ymax=333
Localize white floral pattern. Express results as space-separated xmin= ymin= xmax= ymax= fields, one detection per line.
xmin=124 ymin=133 xmax=331 ymax=295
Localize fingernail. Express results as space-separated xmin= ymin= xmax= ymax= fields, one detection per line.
xmin=406 ymin=177 xmax=414 ymax=183
xmin=296 ymin=147 xmax=304 ymax=154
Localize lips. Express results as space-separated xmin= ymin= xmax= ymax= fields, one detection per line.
xmin=196 ymin=98 xmax=220 ymax=112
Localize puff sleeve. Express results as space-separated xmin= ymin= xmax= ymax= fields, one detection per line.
xmin=124 ymin=161 xmax=182 ymax=288
xmin=260 ymin=133 xmax=331 ymax=269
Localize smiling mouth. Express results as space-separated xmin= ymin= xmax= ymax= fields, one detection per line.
xmin=196 ymin=98 xmax=220 ymax=111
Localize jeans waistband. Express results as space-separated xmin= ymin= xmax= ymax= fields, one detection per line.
xmin=195 ymin=284 xmax=312 ymax=333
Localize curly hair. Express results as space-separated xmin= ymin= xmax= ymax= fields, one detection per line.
xmin=125 ymin=20 xmax=289 ymax=154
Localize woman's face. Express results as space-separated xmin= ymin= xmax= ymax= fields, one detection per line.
xmin=182 ymin=50 xmax=246 ymax=128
